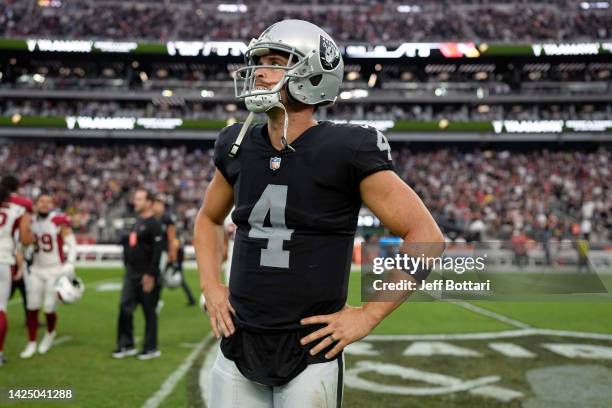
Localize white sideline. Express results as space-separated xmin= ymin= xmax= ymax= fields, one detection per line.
xmin=141 ymin=333 xmax=213 ymax=408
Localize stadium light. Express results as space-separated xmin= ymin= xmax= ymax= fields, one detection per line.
xmin=162 ymin=90 xmax=173 ymax=97
xmin=580 ymin=1 xmax=610 ymax=9
xmin=217 ymin=4 xmax=248 ymax=13
xmin=434 ymin=87 xmax=447 ymax=97
xmin=32 ymin=74 xmax=45 ymax=83
xmin=200 ymin=90 xmax=215 ymax=98
xmin=397 ymin=5 xmax=422 ymax=13
xmin=38 ymin=0 xmax=62 ymax=7
xmin=340 ymin=89 xmax=369 ymax=100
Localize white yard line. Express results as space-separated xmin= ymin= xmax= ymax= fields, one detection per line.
xmin=141 ymin=333 xmax=213 ymax=408
xmin=365 ymin=329 xmax=612 ymax=341
xmin=196 ymin=328 xmax=612 ymax=406
xmin=53 ymin=336 xmax=73 ymax=346
xmin=447 ymin=300 xmax=532 ymax=329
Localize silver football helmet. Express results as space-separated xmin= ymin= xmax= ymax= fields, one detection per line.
xmin=163 ymin=263 xmax=182 ymax=289
xmin=235 ymin=19 xmax=344 ymax=109
xmin=229 ymin=20 xmax=344 ymax=157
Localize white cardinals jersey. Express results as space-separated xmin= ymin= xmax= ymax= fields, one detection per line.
xmin=0 ymin=195 xmax=32 ymax=265
xmin=31 ymin=212 xmax=71 ymax=268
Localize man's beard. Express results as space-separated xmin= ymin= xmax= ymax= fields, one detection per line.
xmin=38 ymin=212 xmax=49 ymax=219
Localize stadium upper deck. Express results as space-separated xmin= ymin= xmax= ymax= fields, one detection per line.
xmin=1 ymin=0 xmax=610 ymax=43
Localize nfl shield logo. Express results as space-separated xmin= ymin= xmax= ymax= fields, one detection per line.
xmin=270 ymin=156 xmax=282 ymax=171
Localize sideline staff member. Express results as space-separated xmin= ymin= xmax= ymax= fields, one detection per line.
xmin=113 ymin=188 xmax=163 ymax=360
xmin=153 ymin=195 xmax=195 ymax=306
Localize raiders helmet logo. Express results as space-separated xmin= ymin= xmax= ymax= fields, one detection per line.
xmin=319 ymin=35 xmax=340 ymax=70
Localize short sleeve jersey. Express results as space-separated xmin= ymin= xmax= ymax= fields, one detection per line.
xmin=214 ymin=121 xmax=393 ymax=331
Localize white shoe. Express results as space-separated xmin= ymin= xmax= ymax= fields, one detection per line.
xmin=20 ymin=342 xmax=37 ymax=359
xmin=111 ymin=347 xmax=138 ymax=359
xmin=137 ymin=349 xmax=161 ymax=360
xmin=38 ymin=331 xmax=56 ymax=354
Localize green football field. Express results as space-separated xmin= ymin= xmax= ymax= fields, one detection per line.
xmin=2 ymin=267 xmax=612 ymax=407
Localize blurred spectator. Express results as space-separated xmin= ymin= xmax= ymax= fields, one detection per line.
xmin=396 ymin=147 xmax=611 ymax=243
xmin=0 ymin=143 xmax=215 ymax=242
xmin=2 ymin=99 xmax=611 ymax=122
xmin=0 ymin=142 xmax=609 ymax=244
xmin=1 ymin=1 xmax=610 ymax=43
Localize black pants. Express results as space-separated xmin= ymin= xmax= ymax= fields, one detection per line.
xmin=177 ymin=247 xmax=195 ymax=304
xmin=117 ymin=271 xmax=161 ymax=351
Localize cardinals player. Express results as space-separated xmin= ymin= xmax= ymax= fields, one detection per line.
xmin=3 ymin=175 xmax=32 ymax=325
xmin=0 ymin=182 xmax=33 ymax=367
xmin=20 ymin=193 xmax=76 ymax=358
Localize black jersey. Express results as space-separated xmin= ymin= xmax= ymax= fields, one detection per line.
xmin=159 ymin=212 xmax=176 ymax=252
xmin=214 ymin=120 xmax=393 ymax=385
xmin=123 ymin=215 xmax=163 ymax=277
xmin=215 ymin=121 xmax=393 ymax=331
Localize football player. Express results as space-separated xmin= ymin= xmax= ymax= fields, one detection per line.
xmin=194 ymin=20 xmax=444 ymax=407
xmin=20 ymin=193 xmax=76 ymax=358
xmin=3 ymin=175 xmax=32 ymax=325
xmin=153 ymin=194 xmax=195 ymax=306
xmin=0 ymin=181 xmax=34 ymax=367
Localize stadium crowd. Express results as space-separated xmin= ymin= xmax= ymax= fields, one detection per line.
xmin=0 ymin=143 xmax=216 ymax=240
xmin=329 ymin=102 xmax=612 ymax=121
xmin=2 ymin=99 xmax=611 ymax=122
xmin=0 ymin=142 xmax=609 ymax=244
xmin=1 ymin=0 xmax=611 ymax=43
xmin=396 ymin=147 xmax=611 ymax=243
xmin=3 ymin=59 xmax=611 ymax=94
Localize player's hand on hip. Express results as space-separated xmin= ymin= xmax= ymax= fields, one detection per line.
xmin=203 ymin=283 xmax=236 ymax=339
xmin=142 ymin=274 xmax=155 ymax=293
xmin=300 ymin=305 xmax=378 ymax=359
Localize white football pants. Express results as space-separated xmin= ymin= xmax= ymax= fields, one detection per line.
xmin=209 ymin=347 xmax=344 ymax=408
xmin=0 ymin=263 xmax=11 ymax=311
